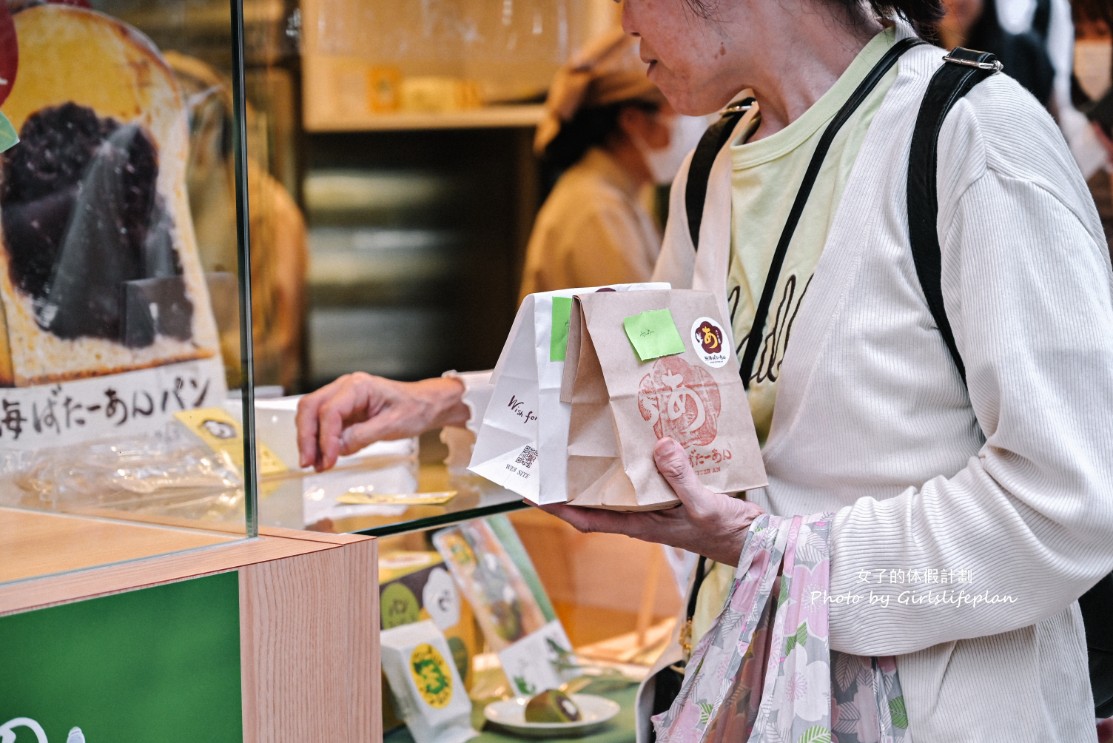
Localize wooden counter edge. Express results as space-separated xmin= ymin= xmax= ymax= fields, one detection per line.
xmin=0 ymin=526 xmax=373 ymax=616
xmin=240 ymin=533 xmax=379 ymax=743
xmin=1 ymin=523 xmax=380 ymax=742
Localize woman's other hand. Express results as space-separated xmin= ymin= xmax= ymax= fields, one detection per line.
xmin=540 ymin=437 xmax=764 ymax=566
xmin=295 ymin=373 xmax=468 ymax=472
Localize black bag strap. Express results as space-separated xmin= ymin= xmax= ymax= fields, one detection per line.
xmin=738 ymin=36 xmax=923 ymax=389
xmin=684 ymin=36 xmax=923 ymax=259
xmin=683 ymin=38 xmax=923 ymax=389
xmin=906 ymin=47 xmax=1002 ymax=385
xmin=1031 ymin=0 xmax=1052 ymax=42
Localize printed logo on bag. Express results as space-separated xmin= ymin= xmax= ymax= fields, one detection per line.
xmin=507 ymin=394 xmax=538 ymax=425
xmin=691 ymin=317 xmax=730 ymax=368
xmin=409 ymin=642 xmax=454 ymax=709
xmin=637 ymin=356 xmax=722 ymax=449
xmin=638 ymin=357 xmax=736 ymax=476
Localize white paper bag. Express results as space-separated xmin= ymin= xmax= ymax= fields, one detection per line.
xmin=468 ymin=283 xmax=668 ymax=504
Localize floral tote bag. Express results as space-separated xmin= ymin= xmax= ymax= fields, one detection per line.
xmin=652 ymin=514 xmax=909 ymax=743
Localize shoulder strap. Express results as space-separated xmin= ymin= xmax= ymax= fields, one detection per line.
xmin=1030 ymin=0 xmax=1052 ymax=42
xmin=906 ymin=47 xmax=1001 ymax=386
xmin=685 ymin=97 xmax=754 ymax=248
xmin=738 ymin=36 xmax=922 ymax=388
xmin=685 ymin=37 xmax=923 ymax=253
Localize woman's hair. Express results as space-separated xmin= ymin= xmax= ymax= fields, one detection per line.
xmin=858 ymin=0 xmax=945 ymax=29
xmin=541 ymin=99 xmax=661 ymax=172
xmin=1072 ymin=0 xmax=1113 ymax=28
xmin=683 ymin=0 xmax=944 ymax=34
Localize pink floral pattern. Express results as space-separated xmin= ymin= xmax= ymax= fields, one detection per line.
xmin=652 ymin=515 xmax=909 ymax=743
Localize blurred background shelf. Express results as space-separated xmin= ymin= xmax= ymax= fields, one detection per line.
xmin=303 ymin=104 xmax=545 ymax=132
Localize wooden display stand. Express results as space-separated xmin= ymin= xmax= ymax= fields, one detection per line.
xmin=0 ymin=509 xmax=379 ymax=742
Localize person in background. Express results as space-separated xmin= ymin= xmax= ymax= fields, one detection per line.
xmin=937 ymin=0 xmax=1056 ymax=106
xmin=1072 ymin=0 xmax=1113 ymax=260
xmin=518 ymin=28 xmax=705 ymax=300
xmin=941 ymin=0 xmax=1113 ymax=259
xmin=996 ymin=0 xmax=1108 ymax=168
xmin=167 ymin=52 xmax=309 ymax=394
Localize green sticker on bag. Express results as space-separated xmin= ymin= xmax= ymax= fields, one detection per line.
xmin=623 ymin=308 xmax=685 ymax=361
xmin=550 ymin=296 xmax=572 ymax=362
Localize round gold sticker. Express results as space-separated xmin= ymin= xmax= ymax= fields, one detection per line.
xmin=409 ymin=643 xmax=453 ymax=709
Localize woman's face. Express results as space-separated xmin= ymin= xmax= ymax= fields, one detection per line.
xmin=940 ymin=0 xmax=984 ymax=39
xmin=620 ymin=0 xmax=748 ymax=116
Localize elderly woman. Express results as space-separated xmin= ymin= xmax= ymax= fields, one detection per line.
xmin=297 ymin=0 xmax=1113 ymax=739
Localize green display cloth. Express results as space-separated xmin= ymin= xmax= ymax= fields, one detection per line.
xmin=385 ymin=681 xmax=639 ymax=743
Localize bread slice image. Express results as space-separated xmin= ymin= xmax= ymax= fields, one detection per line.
xmin=0 ymin=4 xmax=220 ymax=387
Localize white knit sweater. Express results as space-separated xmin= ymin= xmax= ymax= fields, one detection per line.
xmin=652 ymin=32 xmax=1113 ymax=742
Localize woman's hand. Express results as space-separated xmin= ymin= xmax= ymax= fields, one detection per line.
xmin=296 ymin=373 xmax=468 ymax=471
xmin=540 ymin=437 xmax=764 ymax=566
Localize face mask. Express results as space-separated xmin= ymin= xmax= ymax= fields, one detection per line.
xmin=1075 ymin=40 xmax=1112 ymax=103
xmin=636 ymin=114 xmax=710 ymax=185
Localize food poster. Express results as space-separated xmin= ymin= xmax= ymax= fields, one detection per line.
xmin=0 ymin=2 xmax=228 ymax=458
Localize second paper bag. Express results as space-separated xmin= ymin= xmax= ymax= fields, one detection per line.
xmin=561 ymin=289 xmax=766 ymax=510
xmin=469 ymin=283 xmax=667 ymax=504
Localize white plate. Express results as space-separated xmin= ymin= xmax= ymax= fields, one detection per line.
xmin=483 ymin=693 xmax=621 ymax=738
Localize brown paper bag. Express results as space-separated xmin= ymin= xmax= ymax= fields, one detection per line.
xmin=560 ymin=289 xmax=766 ymax=511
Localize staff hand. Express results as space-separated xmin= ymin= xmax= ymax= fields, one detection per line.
xmin=296 ymin=373 xmax=468 ymax=472
xmin=540 ymin=437 xmax=764 ymax=566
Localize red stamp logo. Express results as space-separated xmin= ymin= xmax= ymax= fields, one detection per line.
xmin=637 ymin=356 xmax=721 ymax=448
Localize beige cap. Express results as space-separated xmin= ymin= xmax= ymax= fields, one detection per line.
xmin=534 ymin=28 xmax=664 ymax=155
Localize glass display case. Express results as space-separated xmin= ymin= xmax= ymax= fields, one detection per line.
xmin=257 ymin=3 xmax=677 ymax=738
xmin=0 ymin=2 xmax=676 ymax=739
xmin=1 ymin=5 xmax=378 ymax=742
xmin=0 ymin=0 xmax=269 ymax=585
xmin=240 ymin=408 xmax=679 ymax=743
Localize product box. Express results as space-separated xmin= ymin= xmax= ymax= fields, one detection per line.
xmin=379 ymin=551 xmax=479 ymax=732
xmin=380 ymin=621 xmax=478 ymax=743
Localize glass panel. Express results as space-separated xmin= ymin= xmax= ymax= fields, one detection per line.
xmin=260 ymin=464 xmax=526 ymax=539
xmin=0 ymin=0 xmax=264 ymax=585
